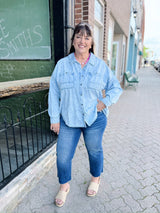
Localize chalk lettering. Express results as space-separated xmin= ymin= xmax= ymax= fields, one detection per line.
xmin=15 ymin=33 xmax=25 ymax=48
xmin=0 ymin=40 xmax=10 ymax=58
xmin=0 ymin=24 xmax=44 ymax=59
xmin=32 ymin=25 xmax=43 ymax=45
xmin=22 ymin=31 xmax=29 ymax=48
xmin=0 ymin=19 xmax=9 ymax=40
xmin=7 ymin=39 xmax=19 ymax=55
xmin=26 ymin=28 xmax=34 ymax=46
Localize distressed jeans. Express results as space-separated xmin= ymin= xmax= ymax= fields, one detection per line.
xmin=56 ymin=112 xmax=107 ymax=184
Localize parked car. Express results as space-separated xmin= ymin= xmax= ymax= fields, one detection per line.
xmin=150 ymin=60 xmax=155 ymax=66
xmin=154 ymin=62 xmax=160 ymax=72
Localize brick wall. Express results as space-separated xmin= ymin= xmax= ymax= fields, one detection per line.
xmin=75 ymin=0 xmax=83 ymax=25
xmin=74 ymin=0 xmax=94 ymax=26
xmin=83 ymin=1 xmax=89 ymax=23
xmin=74 ymin=0 xmax=82 ymax=25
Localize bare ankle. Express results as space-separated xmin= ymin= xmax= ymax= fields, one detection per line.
xmin=91 ymin=176 xmax=100 ymax=183
xmin=60 ymin=183 xmax=70 ymax=191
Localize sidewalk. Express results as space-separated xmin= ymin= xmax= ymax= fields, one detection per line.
xmin=13 ymin=67 xmax=160 ymax=213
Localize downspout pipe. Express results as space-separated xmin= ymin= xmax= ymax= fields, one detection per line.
xmin=53 ymin=0 xmax=65 ymax=63
xmin=64 ymin=0 xmax=75 ymax=55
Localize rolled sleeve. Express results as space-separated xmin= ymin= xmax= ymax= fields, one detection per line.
xmin=102 ymin=68 xmax=123 ymax=107
xmin=48 ymin=64 xmax=60 ymax=124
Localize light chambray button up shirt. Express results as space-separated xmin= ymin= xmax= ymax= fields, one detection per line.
xmin=48 ymin=53 xmax=122 ymax=127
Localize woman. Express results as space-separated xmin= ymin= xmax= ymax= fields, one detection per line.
xmin=48 ymin=22 xmax=122 ymax=207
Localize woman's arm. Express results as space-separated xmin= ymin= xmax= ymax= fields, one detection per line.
xmin=48 ymin=63 xmax=61 ymax=125
xmin=101 ymin=66 xmax=123 ymax=107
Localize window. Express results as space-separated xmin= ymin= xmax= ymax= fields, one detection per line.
xmin=95 ymin=0 xmax=103 ymax=23
xmin=121 ymin=44 xmax=126 ymax=77
xmin=94 ymin=0 xmax=104 ymax=58
xmin=107 ymin=16 xmax=114 ymax=68
xmin=111 ymin=42 xmax=119 ymax=76
xmin=0 ymin=0 xmax=51 ymax=60
xmin=107 ymin=26 xmax=113 ymax=67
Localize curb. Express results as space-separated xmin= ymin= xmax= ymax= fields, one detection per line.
xmin=0 ymin=144 xmax=56 ymax=213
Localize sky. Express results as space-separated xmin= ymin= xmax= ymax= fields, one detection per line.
xmin=144 ymin=0 xmax=160 ymax=58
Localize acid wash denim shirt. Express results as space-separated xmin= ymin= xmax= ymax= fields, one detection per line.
xmin=48 ymin=53 xmax=122 ymax=127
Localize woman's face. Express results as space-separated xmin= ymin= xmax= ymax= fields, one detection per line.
xmin=73 ymin=31 xmax=92 ymax=55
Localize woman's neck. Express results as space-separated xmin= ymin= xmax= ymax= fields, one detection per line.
xmin=74 ymin=52 xmax=91 ymax=66
xmin=74 ymin=52 xmax=90 ymax=60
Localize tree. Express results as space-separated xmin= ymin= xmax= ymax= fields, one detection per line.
xmin=143 ymin=46 xmax=149 ymax=58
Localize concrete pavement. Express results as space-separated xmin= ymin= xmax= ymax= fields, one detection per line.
xmin=13 ymin=66 xmax=160 ymax=213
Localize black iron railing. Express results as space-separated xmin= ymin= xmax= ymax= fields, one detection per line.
xmin=0 ymin=96 xmax=57 ymax=190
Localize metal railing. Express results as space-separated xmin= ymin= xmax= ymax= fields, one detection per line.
xmin=0 ymin=96 xmax=57 ymax=190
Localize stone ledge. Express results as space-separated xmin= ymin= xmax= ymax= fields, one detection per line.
xmin=0 ymin=144 xmax=56 ymax=213
xmin=0 ymin=77 xmax=50 ymax=98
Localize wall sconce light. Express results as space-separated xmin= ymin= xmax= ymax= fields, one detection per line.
xmin=133 ymin=10 xmax=137 ymax=18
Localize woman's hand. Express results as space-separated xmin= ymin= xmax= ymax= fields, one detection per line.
xmin=97 ymin=99 xmax=106 ymax=112
xmin=50 ymin=123 xmax=60 ymax=135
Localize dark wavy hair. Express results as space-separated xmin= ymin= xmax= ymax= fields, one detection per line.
xmin=69 ymin=22 xmax=94 ymax=54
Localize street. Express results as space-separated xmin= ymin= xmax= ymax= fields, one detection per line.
xmin=13 ymin=66 xmax=160 ymax=213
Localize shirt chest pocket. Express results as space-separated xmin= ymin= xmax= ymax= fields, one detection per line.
xmin=60 ymin=82 xmax=74 ymax=89
xmin=59 ymin=72 xmax=74 ymax=90
xmin=88 ymin=77 xmax=103 ymax=90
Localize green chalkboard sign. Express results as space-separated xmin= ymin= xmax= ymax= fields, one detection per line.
xmin=0 ymin=0 xmax=51 ymax=60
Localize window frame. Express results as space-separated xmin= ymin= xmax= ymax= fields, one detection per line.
xmin=94 ymin=0 xmax=104 ymax=59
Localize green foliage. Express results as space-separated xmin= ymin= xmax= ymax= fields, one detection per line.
xmin=143 ymin=46 xmax=149 ymax=58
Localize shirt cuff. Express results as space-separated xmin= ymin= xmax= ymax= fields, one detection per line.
xmin=101 ymin=96 xmax=112 ymax=107
xmin=50 ymin=116 xmax=60 ymax=124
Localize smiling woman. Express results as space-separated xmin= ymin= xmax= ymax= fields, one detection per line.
xmin=70 ymin=23 xmax=94 ymax=54
xmin=48 ymin=22 xmax=122 ymax=207
xmin=70 ymin=23 xmax=94 ymax=68
xmin=73 ymin=33 xmax=92 ymax=66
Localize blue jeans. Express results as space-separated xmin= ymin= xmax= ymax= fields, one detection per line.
xmin=56 ymin=112 xmax=107 ymax=184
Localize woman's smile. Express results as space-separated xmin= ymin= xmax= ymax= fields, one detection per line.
xmin=73 ymin=32 xmax=92 ymax=55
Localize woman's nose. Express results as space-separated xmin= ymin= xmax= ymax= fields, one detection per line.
xmin=80 ymin=37 xmax=85 ymax=43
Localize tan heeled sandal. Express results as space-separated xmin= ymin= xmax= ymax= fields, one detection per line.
xmin=55 ymin=187 xmax=70 ymax=207
xmin=87 ymin=180 xmax=100 ymax=197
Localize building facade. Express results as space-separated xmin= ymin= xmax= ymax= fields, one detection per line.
xmin=127 ymin=0 xmax=145 ymax=74
xmin=0 ymin=0 xmax=145 ymax=191
xmin=73 ymin=0 xmax=144 ymax=83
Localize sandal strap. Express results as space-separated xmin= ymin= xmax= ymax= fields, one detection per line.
xmin=55 ymin=188 xmax=70 ymax=203
xmin=88 ymin=181 xmax=100 ymax=193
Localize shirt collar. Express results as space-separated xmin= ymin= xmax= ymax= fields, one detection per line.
xmin=89 ymin=53 xmax=95 ymax=66
xmin=68 ymin=52 xmax=95 ymax=66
